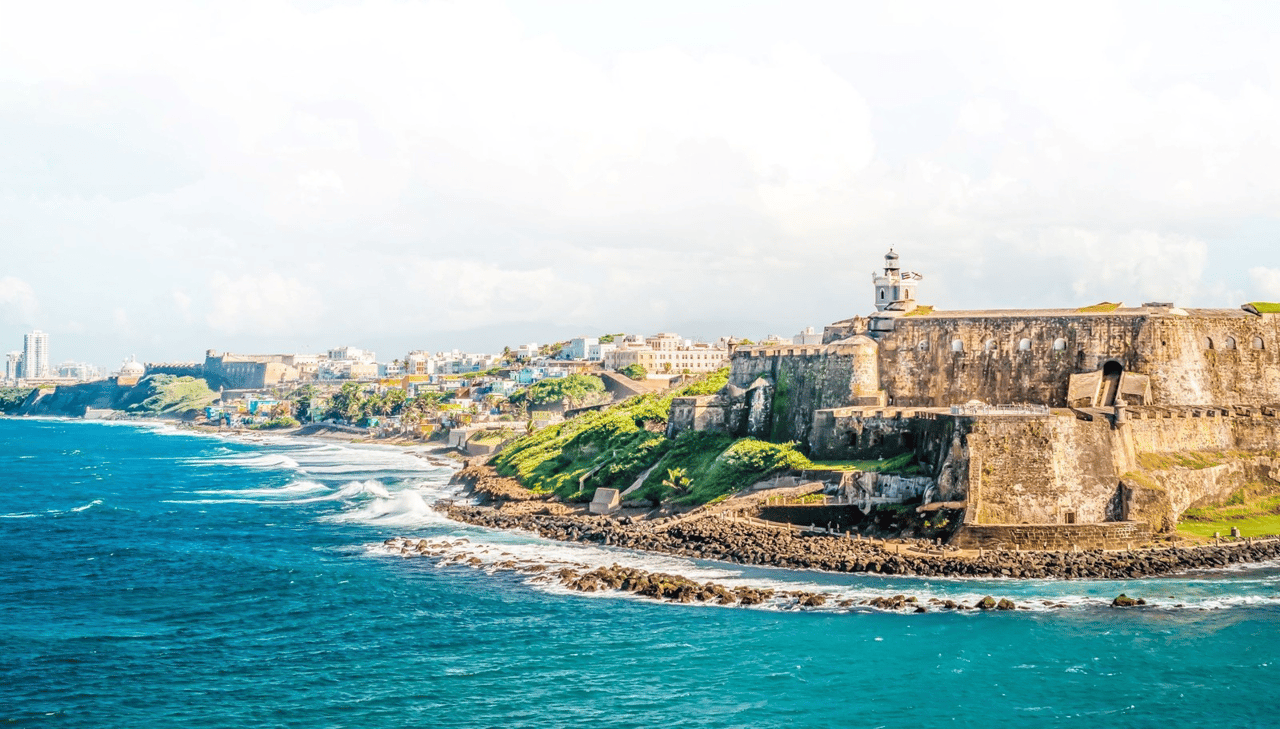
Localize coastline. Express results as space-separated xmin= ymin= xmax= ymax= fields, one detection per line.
xmin=438 ymin=502 xmax=1280 ymax=581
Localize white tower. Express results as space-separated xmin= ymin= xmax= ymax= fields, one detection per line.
xmin=23 ymin=330 xmax=49 ymax=379
xmin=872 ymin=249 xmax=922 ymax=312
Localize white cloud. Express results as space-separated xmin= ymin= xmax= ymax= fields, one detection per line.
xmin=205 ymin=273 xmax=324 ymax=335
xmin=957 ymin=99 xmax=1009 ymax=136
xmin=1250 ymin=267 xmax=1280 ymax=300
xmin=1 ymin=1 xmax=1279 ymax=361
xmin=0 ymin=276 xmax=38 ymax=324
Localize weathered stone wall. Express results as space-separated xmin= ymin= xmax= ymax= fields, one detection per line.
xmin=875 ymin=311 xmax=1280 ymax=407
xmin=1141 ymin=314 xmax=1280 ymax=405
xmin=729 ymin=346 xmax=861 ymax=445
xmin=963 ymin=415 xmax=1126 ymax=525
xmin=1126 ymin=408 xmax=1280 ymax=453
xmin=951 ymin=522 xmax=1151 ymax=550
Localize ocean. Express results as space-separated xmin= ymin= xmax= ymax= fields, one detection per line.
xmin=2 ymin=417 xmax=1278 ymax=728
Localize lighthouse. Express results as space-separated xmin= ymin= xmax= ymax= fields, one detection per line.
xmin=872 ymin=248 xmax=922 ymax=312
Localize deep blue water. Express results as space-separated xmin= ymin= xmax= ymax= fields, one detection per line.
xmin=2 ymin=418 xmax=1279 ymax=728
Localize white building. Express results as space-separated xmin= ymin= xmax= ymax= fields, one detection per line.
xmin=515 ymin=343 xmax=539 ymax=360
xmin=57 ymin=361 xmax=103 ymax=381
xmin=327 ymin=346 xmax=375 ymax=363
xmin=404 ymin=350 xmax=502 ymax=376
xmin=23 ymin=330 xmax=49 ymax=379
xmin=561 ymin=337 xmax=597 ymax=360
xmin=602 ymin=332 xmax=729 ymax=374
xmin=792 ymin=327 xmax=823 ymax=345
xmin=5 ymin=351 xmax=21 ymax=383
xmin=586 ymin=342 xmax=616 ymax=360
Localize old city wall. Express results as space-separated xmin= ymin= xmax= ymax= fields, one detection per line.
xmin=876 ymin=312 xmax=1280 ymax=408
xmin=729 ymin=347 xmax=861 ymax=445
xmin=1140 ymin=314 xmax=1280 ymax=405
xmin=962 ymin=415 xmax=1126 ymax=526
xmin=950 ymin=522 xmax=1152 ymax=551
xmin=877 ymin=314 xmax=1150 ymax=407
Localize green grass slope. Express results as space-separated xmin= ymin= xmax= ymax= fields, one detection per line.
xmin=123 ymin=375 xmax=218 ymax=416
xmin=491 ymin=368 xmax=916 ymax=506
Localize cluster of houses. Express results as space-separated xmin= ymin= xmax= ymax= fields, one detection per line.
xmin=126 ymin=327 xmax=822 ymax=447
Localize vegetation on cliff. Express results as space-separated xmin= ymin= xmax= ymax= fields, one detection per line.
xmin=1077 ymin=301 xmax=1122 ymax=313
xmin=0 ymin=387 xmax=34 ymax=414
xmin=1248 ymin=301 xmax=1280 ymax=314
xmin=509 ymin=374 xmax=607 ymax=408
xmin=1179 ymin=480 xmax=1280 ymax=538
xmin=489 ymin=368 xmax=869 ymax=505
xmin=619 ymin=364 xmax=648 ymax=381
xmin=123 ymin=375 xmax=217 ymax=415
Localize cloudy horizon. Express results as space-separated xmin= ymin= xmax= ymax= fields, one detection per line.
xmin=3 ymin=0 xmax=1280 ymax=366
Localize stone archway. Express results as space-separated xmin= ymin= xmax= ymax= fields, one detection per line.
xmin=1100 ymin=360 xmax=1124 ymax=406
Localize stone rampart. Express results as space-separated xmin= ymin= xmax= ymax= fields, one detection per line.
xmin=872 ymin=310 xmax=1280 ymax=407
xmin=950 ymin=522 xmax=1151 ymax=551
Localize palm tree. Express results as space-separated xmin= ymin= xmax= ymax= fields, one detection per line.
xmin=662 ymin=467 xmax=692 ymax=497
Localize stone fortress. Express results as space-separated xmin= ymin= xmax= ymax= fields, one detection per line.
xmin=670 ymin=250 xmax=1280 ymax=548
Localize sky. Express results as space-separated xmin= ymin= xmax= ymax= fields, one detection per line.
xmin=3 ymin=0 xmax=1280 ymax=366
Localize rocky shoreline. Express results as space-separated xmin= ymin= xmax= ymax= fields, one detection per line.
xmin=381 ymin=536 xmax=1036 ymax=612
xmin=440 ymin=503 xmax=1280 ymax=581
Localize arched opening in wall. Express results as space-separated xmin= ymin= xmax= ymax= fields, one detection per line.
xmin=1100 ymin=360 xmax=1124 ymax=406
xmin=951 ymin=339 xmax=964 ymax=352
xmin=1254 ymin=337 xmax=1266 ymax=350
xmin=984 ymin=339 xmax=996 ymax=353
xmin=1018 ymin=338 xmax=1032 ymax=352
xmin=1224 ymin=336 xmax=1237 ymax=350
xmin=1053 ymin=338 xmax=1066 ymax=351
xmin=1206 ymin=337 xmax=1215 ymax=350
xmin=879 ymin=290 xmax=886 ymax=301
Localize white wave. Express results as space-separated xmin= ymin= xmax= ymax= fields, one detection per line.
xmin=1 ymin=499 xmax=104 ymax=518
xmin=323 ymin=488 xmax=451 ymax=527
xmin=169 ymin=479 xmax=397 ymax=506
xmin=195 ymin=480 xmax=329 ymax=497
xmin=183 ymin=453 xmax=301 ymax=470
xmin=66 ymin=499 xmax=102 ymax=513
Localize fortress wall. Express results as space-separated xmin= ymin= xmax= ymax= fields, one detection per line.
xmin=875 ymin=315 xmax=1150 ymax=407
xmin=730 ymin=348 xmax=860 ymax=445
xmin=1140 ymin=315 xmax=1280 ymax=405
xmin=875 ymin=313 xmax=1280 ymax=407
xmin=1127 ymin=411 xmax=1280 ymax=453
xmin=963 ymin=415 xmax=1123 ymax=525
xmin=950 ymin=522 xmax=1151 ymax=551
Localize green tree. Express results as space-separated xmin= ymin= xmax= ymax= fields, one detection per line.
xmin=620 ymin=364 xmax=648 ymax=381
xmin=328 ymin=382 xmax=365 ymax=422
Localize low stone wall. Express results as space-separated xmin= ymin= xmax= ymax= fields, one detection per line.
xmin=757 ymin=505 xmax=866 ymax=532
xmin=950 ymin=521 xmax=1151 ymax=551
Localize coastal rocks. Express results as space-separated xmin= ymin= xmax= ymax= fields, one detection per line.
xmin=1111 ymin=594 xmax=1147 ymax=607
xmin=378 ymin=537 xmax=1029 ymax=614
xmin=439 ymin=502 xmax=1280 ymax=582
xmin=450 ymin=466 xmax=540 ymax=504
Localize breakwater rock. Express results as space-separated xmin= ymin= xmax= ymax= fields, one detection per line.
xmin=442 ymin=505 xmax=1280 ymax=580
xmin=380 ymin=537 xmax=1025 ymax=612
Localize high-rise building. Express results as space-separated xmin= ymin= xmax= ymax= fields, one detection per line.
xmin=23 ymin=330 xmax=49 ymax=379
xmin=5 ymin=351 xmax=21 ymax=382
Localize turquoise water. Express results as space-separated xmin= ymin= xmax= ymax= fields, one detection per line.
xmin=3 ymin=418 xmax=1279 ymax=728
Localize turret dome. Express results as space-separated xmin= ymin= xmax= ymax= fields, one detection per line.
xmin=120 ymin=357 xmax=145 ymax=377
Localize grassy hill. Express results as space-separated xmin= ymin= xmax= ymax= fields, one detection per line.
xmin=492 ymin=369 xmax=823 ymax=505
